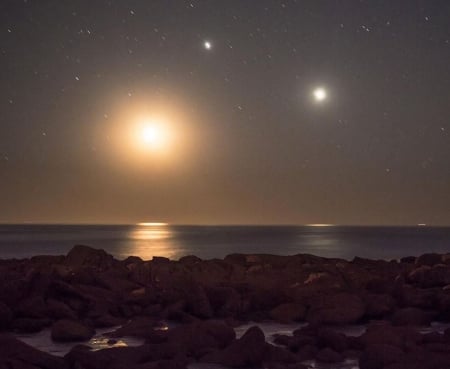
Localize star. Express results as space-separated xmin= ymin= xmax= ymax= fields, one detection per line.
xmin=203 ymin=40 xmax=212 ymax=50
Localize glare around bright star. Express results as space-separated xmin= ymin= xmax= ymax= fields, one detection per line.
xmin=313 ymin=87 xmax=327 ymax=102
xmin=203 ymin=40 xmax=212 ymax=50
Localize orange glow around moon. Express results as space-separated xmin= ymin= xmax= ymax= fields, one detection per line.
xmin=137 ymin=118 xmax=170 ymax=151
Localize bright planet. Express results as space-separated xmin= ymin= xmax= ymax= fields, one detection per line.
xmin=313 ymin=87 xmax=327 ymax=102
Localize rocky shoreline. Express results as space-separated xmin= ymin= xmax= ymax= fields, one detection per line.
xmin=2 ymin=245 xmax=450 ymax=368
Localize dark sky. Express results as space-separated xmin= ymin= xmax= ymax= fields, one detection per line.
xmin=1 ymin=0 xmax=450 ymax=225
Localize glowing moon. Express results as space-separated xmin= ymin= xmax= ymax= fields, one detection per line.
xmin=203 ymin=40 xmax=212 ymax=50
xmin=138 ymin=120 xmax=169 ymax=150
xmin=313 ymin=87 xmax=327 ymax=102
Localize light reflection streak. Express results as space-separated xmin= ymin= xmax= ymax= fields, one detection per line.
xmin=128 ymin=223 xmax=180 ymax=260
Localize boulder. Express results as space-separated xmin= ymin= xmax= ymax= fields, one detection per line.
xmin=169 ymin=320 xmax=236 ymax=357
xmin=359 ymin=344 xmax=404 ymax=369
xmin=0 ymin=301 xmax=13 ymax=330
xmin=0 ymin=334 xmax=66 ymax=369
xmin=317 ymin=327 xmax=349 ymax=352
xmin=269 ymin=303 xmax=306 ymax=323
xmin=106 ymin=317 xmax=164 ymax=339
xmin=391 ymin=307 xmax=433 ymax=326
xmin=307 ymin=292 xmax=365 ymax=325
xmin=187 ymin=285 xmax=213 ymax=319
xmin=12 ymin=318 xmax=51 ymax=333
xmin=315 ymin=347 xmax=344 ymax=363
xmin=51 ymin=319 xmax=95 ymax=342
xmin=65 ymin=245 xmax=115 ymax=270
xmin=416 ymin=253 xmax=442 ymax=267
xmin=201 ymin=326 xmax=266 ymax=367
xmin=46 ymin=299 xmax=77 ymax=320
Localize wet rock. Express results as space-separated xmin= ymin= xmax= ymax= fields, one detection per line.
xmin=51 ymin=319 xmax=95 ymax=342
xmin=307 ymin=292 xmax=365 ymax=325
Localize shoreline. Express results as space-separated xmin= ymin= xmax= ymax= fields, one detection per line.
xmin=2 ymin=245 xmax=450 ymax=368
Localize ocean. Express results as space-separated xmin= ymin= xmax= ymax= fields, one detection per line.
xmin=1 ymin=224 xmax=450 ymax=260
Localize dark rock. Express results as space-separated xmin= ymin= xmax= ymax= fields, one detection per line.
xmin=416 ymin=253 xmax=442 ymax=267
xmin=106 ymin=317 xmax=164 ymax=340
xmin=16 ymin=296 xmax=48 ymax=319
xmin=187 ymin=285 xmax=213 ymax=319
xmin=359 ymin=344 xmax=404 ymax=369
xmin=0 ymin=301 xmax=13 ymax=330
xmin=269 ymin=303 xmax=306 ymax=323
xmin=400 ymin=256 xmax=416 ymax=264
xmin=307 ymin=292 xmax=365 ymax=325
xmin=359 ymin=322 xmax=422 ymax=348
xmin=12 ymin=318 xmax=51 ymax=333
xmin=65 ymin=245 xmax=115 ymax=270
xmin=65 ymin=343 xmax=181 ymax=369
xmin=364 ymin=293 xmax=395 ymax=318
xmin=317 ymin=327 xmax=349 ymax=352
xmin=315 ymin=347 xmax=344 ymax=363
xmin=206 ymin=286 xmax=241 ymax=317
xmin=179 ymin=255 xmax=202 ymax=264
xmin=263 ymin=344 xmax=298 ymax=365
xmin=51 ymin=319 xmax=95 ymax=342
xmin=391 ymin=307 xmax=433 ymax=326
xmin=46 ymin=299 xmax=77 ymax=320
xmin=0 ymin=334 xmax=67 ymax=369
xmin=169 ymin=320 xmax=235 ymax=357
xmin=201 ymin=325 xmax=266 ymax=367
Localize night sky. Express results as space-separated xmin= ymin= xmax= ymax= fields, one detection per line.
xmin=1 ymin=0 xmax=450 ymax=225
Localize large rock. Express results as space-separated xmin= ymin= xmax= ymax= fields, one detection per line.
xmin=51 ymin=319 xmax=95 ymax=342
xmin=269 ymin=303 xmax=306 ymax=323
xmin=391 ymin=307 xmax=433 ymax=326
xmin=416 ymin=253 xmax=442 ymax=267
xmin=201 ymin=326 xmax=266 ymax=367
xmin=65 ymin=245 xmax=115 ymax=270
xmin=65 ymin=343 xmax=181 ymax=369
xmin=0 ymin=334 xmax=67 ymax=369
xmin=169 ymin=320 xmax=236 ymax=358
xmin=0 ymin=301 xmax=12 ymax=330
xmin=359 ymin=344 xmax=404 ymax=369
xmin=307 ymin=292 xmax=365 ymax=325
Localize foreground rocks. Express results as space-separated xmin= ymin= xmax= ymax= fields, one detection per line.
xmin=1 ymin=246 xmax=450 ymax=368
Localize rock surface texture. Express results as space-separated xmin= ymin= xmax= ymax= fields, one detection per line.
xmin=1 ymin=246 xmax=450 ymax=368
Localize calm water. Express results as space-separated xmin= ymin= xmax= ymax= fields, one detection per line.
xmin=1 ymin=224 xmax=450 ymax=260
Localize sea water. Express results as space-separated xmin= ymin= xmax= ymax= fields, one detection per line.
xmin=1 ymin=224 xmax=450 ymax=260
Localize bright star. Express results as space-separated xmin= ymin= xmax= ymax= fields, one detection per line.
xmin=203 ymin=40 xmax=212 ymax=50
xmin=313 ymin=87 xmax=327 ymax=102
